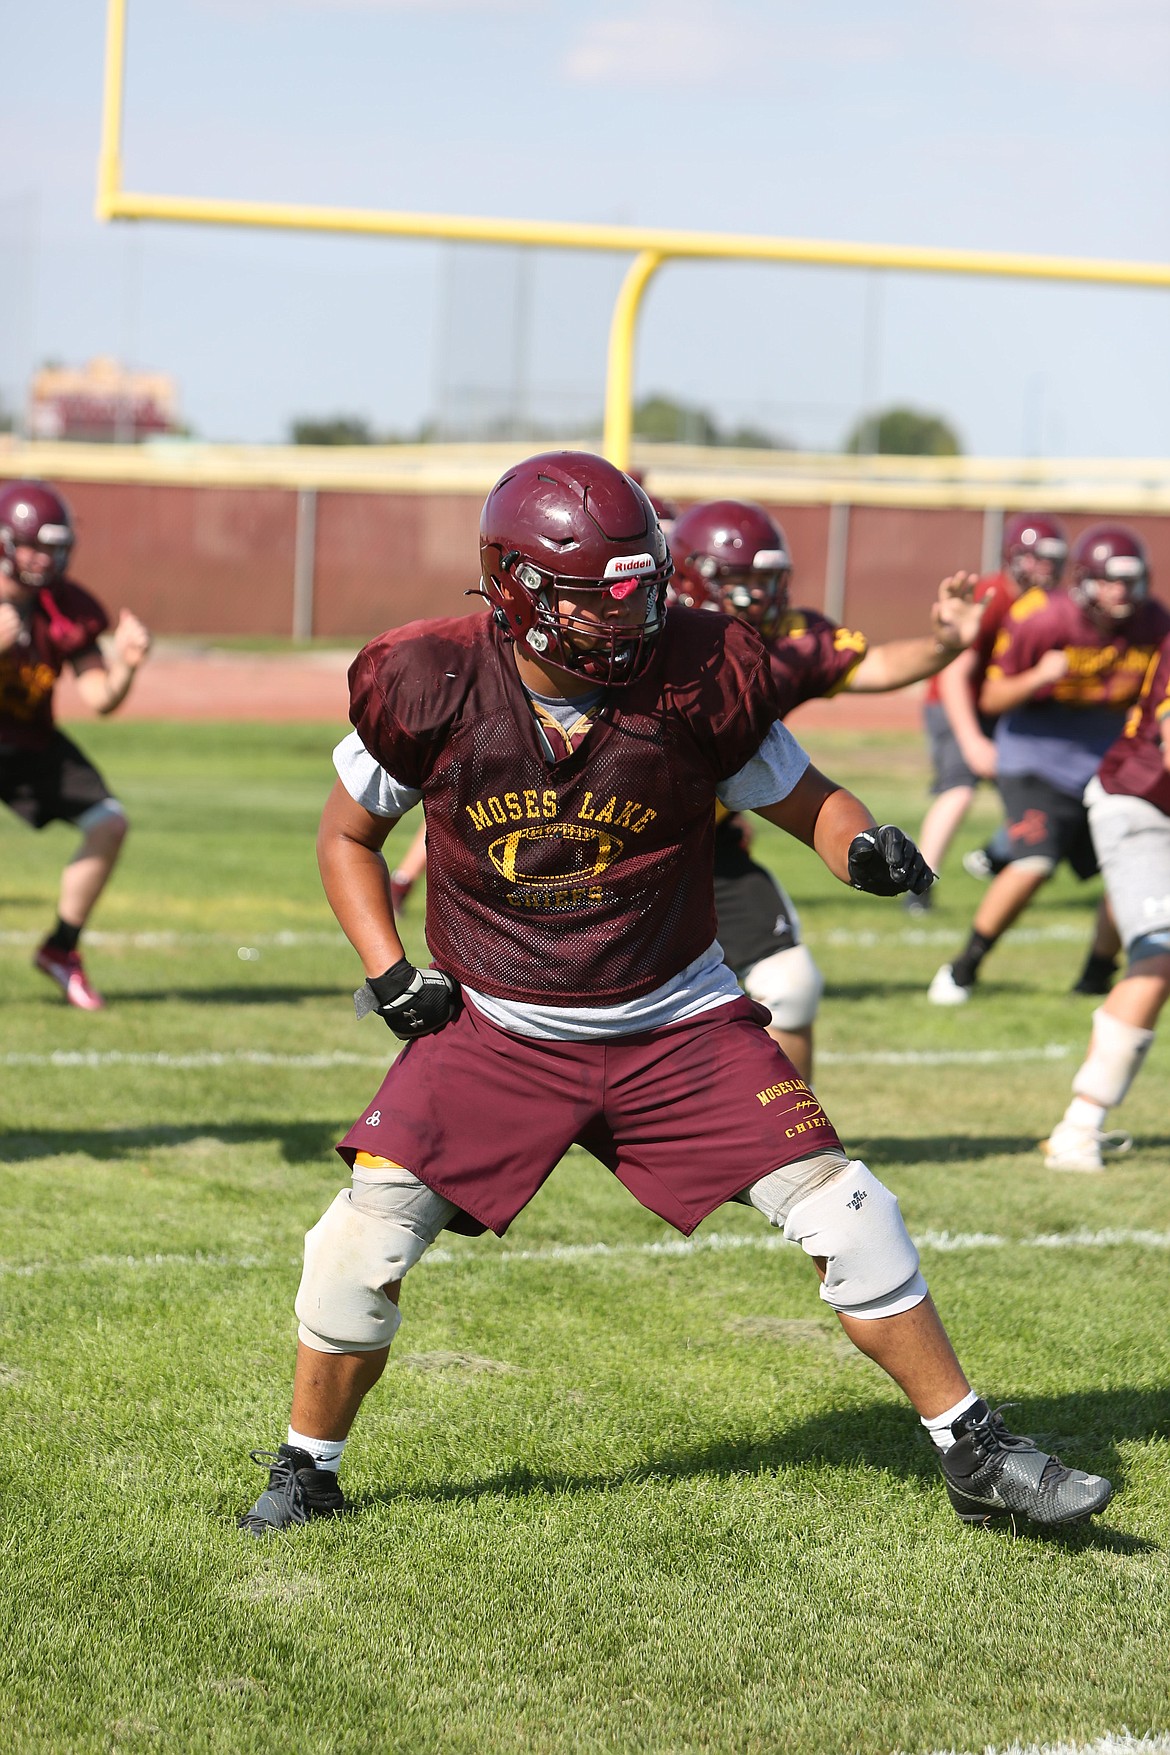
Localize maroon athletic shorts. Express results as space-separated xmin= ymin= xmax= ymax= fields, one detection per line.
xmin=337 ymin=994 xmax=842 ymax=1237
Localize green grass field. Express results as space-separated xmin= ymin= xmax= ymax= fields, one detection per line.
xmin=1 ymin=720 xmax=1168 ymax=1755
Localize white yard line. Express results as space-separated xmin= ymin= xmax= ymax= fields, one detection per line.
xmin=1 ymin=1049 xmax=386 ymax=1069
xmin=2 ymin=1228 xmax=1167 ymax=1281
xmin=916 ymin=1735 xmax=1170 ymax=1755
xmin=0 ymin=929 xmax=344 ymax=948
xmin=3 ymin=1044 xmax=1072 ymax=1070
xmin=0 ymin=922 xmax=1091 ymax=952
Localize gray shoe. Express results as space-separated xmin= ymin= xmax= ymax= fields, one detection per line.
xmin=940 ymin=1400 xmax=1112 ymax=1527
xmin=238 ymin=1444 xmax=348 ymax=1535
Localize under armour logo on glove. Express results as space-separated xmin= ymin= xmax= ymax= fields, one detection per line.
xmin=354 ymin=957 xmax=461 ymax=1039
xmin=847 ymin=826 xmax=935 ymax=898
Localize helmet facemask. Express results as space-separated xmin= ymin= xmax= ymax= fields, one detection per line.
xmin=493 ymin=551 xmax=671 ymax=688
xmin=1005 ymin=536 xmax=1067 ymax=591
xmin=1075 ymin=555 xmax=1148 ymax=621
xmin=707 ymin=561 xmax=791 ymax=638
xmin=2 ymin=523 xmax=73 ymax=590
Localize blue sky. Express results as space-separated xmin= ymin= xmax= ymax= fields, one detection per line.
xmin=2 ymin=0 xmax=1169 ymax=453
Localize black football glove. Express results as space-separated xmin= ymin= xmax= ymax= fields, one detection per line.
xmin=354 ymin=957 xmax=461 ymax=1039
xmin=847 ymin=825 xmax=935 ymax=898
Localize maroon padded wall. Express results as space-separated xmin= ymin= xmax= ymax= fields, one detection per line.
xmin=41 ymin=477 xmax=1170 ymax=642
xmin=311 ymin=491 xmax=483 ymax=639
xmin=62 ymin=480 xmax=297 ymax=635
xmin=841 ymin=506 xmax=986 ymax=644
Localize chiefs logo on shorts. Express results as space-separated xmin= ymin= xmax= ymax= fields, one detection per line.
xmin=487 ymin=821 xmax=625 ymax=886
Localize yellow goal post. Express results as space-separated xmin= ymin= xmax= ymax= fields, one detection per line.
xmin=98 ymin=0 xmax=1170 ymax=470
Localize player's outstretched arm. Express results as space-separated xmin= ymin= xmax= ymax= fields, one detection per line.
xmin=844 ymin=573 xmax=982 ymax=693
xmin=317 ymin=780 xmax=406 ymax=975
xmin=753 ymin=765 xmax=933 ymax=895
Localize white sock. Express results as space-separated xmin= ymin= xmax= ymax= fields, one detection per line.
xmin=1063 ymin=1095 xmax=1107 ymax=1132
xmin=287 ymin=1427 xmax=346 ymax=1474
xmin=921 ymin=1390 xmax=981 ymax=1452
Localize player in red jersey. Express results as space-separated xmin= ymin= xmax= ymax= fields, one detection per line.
xmin=915 ymin=514 xmax=1068 ymax=900
xmin=668 ymin=498 xmax=983 ymax=1081
xmin=240 ymin=452 xmax=1110 ymax=1536
xmin=0 ymin=480 xmax=151 ymax=1009
xmin=1041 ymin=628 xmax=1170 ymax=1169
xmin=929 ymin=524 xmax=1170 ymax=1006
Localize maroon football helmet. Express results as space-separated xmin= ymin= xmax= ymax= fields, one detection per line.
xmin=479 ymin=451 xmax=672 ymax=687
xmin=626 ymin=470 xmax=679 ymax=535
xmin=0 ymin=480 xmax=75 ymax=587
xmin=1070 ymin=523 xmax=1150 ymax=620
xmin=669 ymin=500 xmax=792 ymax=635
xmin=1001 ymin=512 xmax=1068 ymax=587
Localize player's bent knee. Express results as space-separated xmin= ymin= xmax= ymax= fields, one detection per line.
xmin=743 ymin=943 xmax=824 ymax=1030
xmin=782 ymin=1161 xmax=927 ymax=1320
xmin=295 ymin=1186 xmax=434 ymax=1355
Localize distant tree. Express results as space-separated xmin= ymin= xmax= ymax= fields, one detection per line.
xmin=290 ymin=415 xmax=376 ymax=446
xmin=721 ymin=422 xmax=792 ymax=451
xmin=633 ymin=395 xmax=791 ymax=450
xmin=634 ymin=395 xmax=720 ymax=445
xmin=844 ymin=406 xmax=962 ymax=456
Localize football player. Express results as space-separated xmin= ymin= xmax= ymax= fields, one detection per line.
xmin=1042 ymin=626 xmax=1170 ymax=1170
xmin=387 ymin=476 xmax=678 ymax=916
xmin=916 ymin=513 xmax=1068 ymax=893
xmin=0 ymin=480 xmax=151 ymax=1009
xmin=929 ymin=524 xmax=1170 ymax=1005
xmin=240 ymin=451 xmax=1110 ymax=1536
xmin=668 ymin=498 xmax=983 ymax=1081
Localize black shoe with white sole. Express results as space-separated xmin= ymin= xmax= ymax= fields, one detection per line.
xmin=238 ymin=1443 xmax=348 ymax=1535
xmin=939 ymin=1400 xmax=1112 ymax=1527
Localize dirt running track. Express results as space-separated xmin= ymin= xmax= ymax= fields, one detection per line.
xmin=54 ymin=642 xmax=926 ymax=735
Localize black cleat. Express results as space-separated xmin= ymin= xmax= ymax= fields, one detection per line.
xmin=939 ymin=1400 xmax=1112 ymax=1527
xmin=238 ymin=1444 xmax=348 ymax=1535
xmin=1071 ymin=952 xmax=1119 ymax=996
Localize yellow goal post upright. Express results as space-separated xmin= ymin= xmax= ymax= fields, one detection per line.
xmin=97 ymin=0 xmax=1170 ymax=472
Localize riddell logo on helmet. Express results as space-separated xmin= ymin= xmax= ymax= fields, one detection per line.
xmin=603 ymin=553 xmax=655 ymax=579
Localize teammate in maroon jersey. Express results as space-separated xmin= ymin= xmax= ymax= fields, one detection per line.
xmin=667 ymin=498 xmax=983 ymax=1081
xmin=0 ymin=480 xmax=151 ymax=1010
xmin=929 ymin=524 xmax=1170 ymax=1006
xmin=240 ymin=452 xmax=1110 ymax=1535
xmin=1041 ymin=628 xmax=1170 ymax=1169
xmin=915 ymin=514 xmax=1067 ymax=897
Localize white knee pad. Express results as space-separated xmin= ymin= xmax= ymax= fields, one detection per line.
xmin=743 ymin=942 xmax=824 ymax=1030
xmin=745 ymin=1148 xmax=852 ymax=1226
xmin=1072 ymin=1006 xmax=1155 ymax=1108
xmin=782 ymin=1161 xmax=927 ymax=1320
xmin=295 ymin=1167 xmax=454 ymax=1355
xmin=1128 ymin=928 xmax=1170 ymax=968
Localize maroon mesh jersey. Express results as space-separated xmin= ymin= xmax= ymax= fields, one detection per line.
xmin=1098 ymin=632 xmax=1170 ymax=816
xmin=348 ymin=607 xmax=782 ymax=1005
xmin=986 ymin=586 xmax=1170 ymax=707
xmin=0 ymin=578 xmax=108 ymax=750
xmin=765 ymin=608 xmax=868 ymax=717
